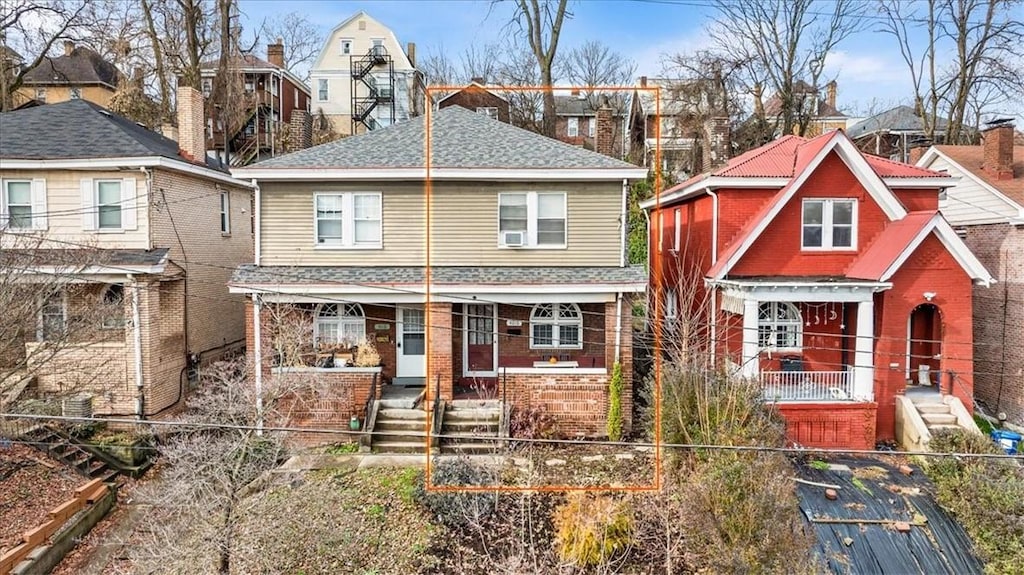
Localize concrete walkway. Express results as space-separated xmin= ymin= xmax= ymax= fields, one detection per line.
xmin=274 ymin=453 xmax=512 ymax=472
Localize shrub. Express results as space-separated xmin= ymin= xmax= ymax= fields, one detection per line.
xmin=926 ymin=429 xmax=1024 ymax=575
xmin=553 ymin=493 xmax=633 ymax=567
xmin=354 ymin=338 xmax=381 ymax=367
xmin=607 ymin=362 xmax=624 ymax=441
xmin=509 ymin=404 xmax=558 ymax=441
xmin=418 ymin=457 xmax=497 ymax=528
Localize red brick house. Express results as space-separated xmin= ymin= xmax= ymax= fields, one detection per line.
xmin=435 ymin=79 xmax=510 ymax=123
xmin=643 ymin=129 xmax=994 ymax=450
xmin=917 ymin=121 xmax=1024 ymax=430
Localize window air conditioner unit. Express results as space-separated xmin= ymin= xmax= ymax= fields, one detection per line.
xmin=502 ymin=231 xmax=525 ymax=247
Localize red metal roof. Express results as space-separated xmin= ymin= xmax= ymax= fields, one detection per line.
xmin=844 ymin=211 xmax=938 ymax=281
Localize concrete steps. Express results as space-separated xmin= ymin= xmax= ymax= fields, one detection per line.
xmin=371 ymin=407 xmax=429 ymax=453
xmin=440 ymin=402 xmax=502 ymax=455
xmin=909 ymin=395 xmax=972 ymax=435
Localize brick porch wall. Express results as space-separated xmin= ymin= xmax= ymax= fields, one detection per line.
xmin=500 ymin=371 xmax=611 ymax=437
xmin=271 ymin=368 xmax=379 ymax=447
xmin=775 ymin=402 xmax=878 ymax=450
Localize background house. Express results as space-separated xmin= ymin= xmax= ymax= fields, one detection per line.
xmin=435 ymin=79 xmax=510 ymax=123
xmin=760 ymin=80 xmax=847 ymax=138
xmin=0 ymin=88 xmax=253 ymax=418
xmin=849 ymin=105 xmax=952 ymax=163
xmin=643 ymin=129 xmax=993 ymax=450
xmin=14 ymin=41 xmax=120 ymax=109
xmin=627 ymin=76 xmax=698 ymax=177
xmin=231 ymin=106 xmax=646 ymax=448
xmin=554 ymin=91 xmax=627 ymax=158
xmin=308 ymin=11 xmax=425 ymax=135
xmin=197 ymin=40 xmax=313 ymax=166
xmin=916 ymin=120 xmax=1024 ymax=430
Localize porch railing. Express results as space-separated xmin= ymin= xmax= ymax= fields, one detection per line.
xmin=760 ymin=369 xmax=854 ymax=401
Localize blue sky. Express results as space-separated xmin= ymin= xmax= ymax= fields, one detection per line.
xmin=239 ymin=0 xmax=1024 ymax=123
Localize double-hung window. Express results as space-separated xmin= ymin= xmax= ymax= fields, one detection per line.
xmin=341 ymin=39 xmax=352 ymax=55
xmin=3 ymin=180 xmax=33 ymax=229
xmin=317 ymin=79 xmax=329 ymax=101
xmin=530 ymin=303 xmax=583 ymax=349
xmin=219 ymin=191 xmax=230 ymax=234
xmin=567 ymin=117 xmax=579 ymax=137
xmin=38 ymin=290 xmax=66 ymax=342
xmin=314 ymin=192 xmax=381 ymax=248
xmin=498 ymin=192 xmax=566 ymax=248
xmin=96 ymin=180 xmax=122 ymax=230
xmin=81 ymin=178 xmax=134 ymax=232
xmin=802 ymin=199 xmax=856 ymax=250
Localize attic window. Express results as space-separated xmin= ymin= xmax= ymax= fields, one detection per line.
xmin=802 ymin=199 xmax=856 ymax=250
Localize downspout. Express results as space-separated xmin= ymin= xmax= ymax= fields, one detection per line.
xmin=614 ymin=292 xmax=623 ymax=364
xmin=253 ymin=294 xmax=263 ymax=435
xmin=130 ymin=274 xmax=145 ymax=419
xmin=707 ymin=188 xmax=720 ymax=366
xmin=620 ymin=178 xmax=628 ymax=268
xmin=253 ymin=178 xmax=261 ymax=265
xmin=142 ymin=168 xmax=153 ymax=250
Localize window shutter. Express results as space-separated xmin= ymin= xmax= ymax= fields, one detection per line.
xmin=31 ymin=178 xmax=48 ymax=230
xmin=122 ymin=177 xmax=138 ymax=230
xmin=80 ymin=178 xmax=95 ymax=230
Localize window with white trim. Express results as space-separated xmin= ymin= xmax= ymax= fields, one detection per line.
xmin=314 ymin=192 xmax=381 ymax=248
xmin=38 ymin=290 xmax=66 ymax=341
xmin=96 ymin=180 xmax=122 ymax=229
xmin=664 ymin=288 xmax=678 ymax=329
xmin=317 ymin=78 xmax=328 ymax=101
xmin=219 ymin=191 xmax=230 ymax=234
xmin=567 ymin=117 xmax=579 ymax=137
xmin=530 ymin=303 xmax=583 ymax=349
xmin=673 ymin=208 xmax=681 ymax=251
xmin=101 ymin=284 xmax=125 ymax=329
xmin=476 ymin=106 xmax=498 ymax=120
xmin=498 ymin=192 xmax=566 ymax=248
xmin=341 ymin=39 xmax=352 ymax=55
xmin=201 ymin=78 xmax=212 ymax=97
xmin=3 ymin=180 xmax=33 ymax=229
xmin=314 ymin=303 xmax=366 ymax=349
xmin=35 ymin=88 xmax=46 ymax=102
xmin=802 ymin=199 xmax=856 ymax=249
xmin=588 ymin=117 xmax=596 ymax=137
xmin=757 ymin=302 xmax=802 ymax=350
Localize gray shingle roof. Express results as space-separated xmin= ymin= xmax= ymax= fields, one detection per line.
xmin=231 ymin=265 xmax=647 ymax=288
xmin=847 ymin=105 xmax=950 ymax=139
xmin=554 ymin=95 xmax=627 ymax=117
xmin=249 ymin=106 xmax=640 ymax=170
xmin=0 ymin=99 xmax=230 ymax=172
xmin=0 ymin=248 xmax=169 ymax=269
xmin=21 ymin=47 xmax=121 ymax=88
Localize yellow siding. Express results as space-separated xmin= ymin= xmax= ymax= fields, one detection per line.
xmin=258 ymin=181 xmax=623 ymax=267
xmin=0 ymin=169 xmax=149 ymax=250
xmin=14 ymin=85 xmax=115 ymax=108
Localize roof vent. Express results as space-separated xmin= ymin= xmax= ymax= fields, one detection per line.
xmin=99 ymin=109 xmax=111 ymax=116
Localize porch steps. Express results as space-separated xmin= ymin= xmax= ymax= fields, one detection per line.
xmin=908 ymin=393 xmax=974 ymax=435
xmin=440 ymin=401 xmax=502 ymax=455
xmin=21 ymin=426 xmax=123 ymax=483
xmin=371 ymin=407 xmax=429 ymax=454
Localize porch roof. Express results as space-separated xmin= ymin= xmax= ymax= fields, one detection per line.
xmin=0 ymin=248 xmax=170 ymax=275
xmin=230 ymin=264 xmax=647 ymax=292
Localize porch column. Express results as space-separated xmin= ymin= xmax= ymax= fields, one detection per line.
xmin=854 ymin=299 xmax=875 ymax=401
xmin=741 ymin=298 xmax=759 ymax=378
xmin=427 ymin=302 xmax=453 ymax=401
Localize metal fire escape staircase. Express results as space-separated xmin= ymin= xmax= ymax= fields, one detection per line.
xmin=351 ymin=45 xmax=396 ymax=133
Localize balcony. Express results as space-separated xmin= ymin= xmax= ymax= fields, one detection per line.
xmin=760 ymin=369 xmax=854 ymax=402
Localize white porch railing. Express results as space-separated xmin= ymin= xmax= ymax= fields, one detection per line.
xmin=760 ymin=369 xmax=854 ymax=401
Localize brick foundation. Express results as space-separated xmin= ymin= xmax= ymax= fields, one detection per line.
xmin=775 ymin=402 xmax=878 ymax=450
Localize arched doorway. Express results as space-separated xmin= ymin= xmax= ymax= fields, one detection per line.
xmin=907 ymin=304 xmax=942 ymax=387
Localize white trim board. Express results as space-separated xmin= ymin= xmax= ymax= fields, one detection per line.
xmin=233 ymin=167 xmax=649 ymax=181
xmin=0 ymin=157 xmax=254 ymax=189
xmin=878 ymin=213 xmax=995 ymax=287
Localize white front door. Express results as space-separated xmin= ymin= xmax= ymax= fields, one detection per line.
xmin=396 ymin=306 xmax=426 ymax=378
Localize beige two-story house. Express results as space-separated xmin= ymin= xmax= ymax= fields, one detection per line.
xmin=231 ymin=106 xmax=647 ymax=449
xmin=0 ymin=87 xmax=253 ymax=418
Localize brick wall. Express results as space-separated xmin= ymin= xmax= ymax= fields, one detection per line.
xmin=500 ymin=371 xmax=612 ymax=437
xmin=775 ymin=402 xmax=878 ymax=450
xmin=176 ymin=86 xmax=206 ymax=162
xmin=427 ymin=302 xmax=453 ymax=400
xmin=150 ymin=169 xmax=252 ymax=364
xmin=496 ymin=303 xmax=606 ymax=368
xmin=272 ymin=368 xmax=378 ymax=447
xmin=963 ymin=223 xmax=1023 ymax=425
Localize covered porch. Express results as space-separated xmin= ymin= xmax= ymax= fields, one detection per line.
xmin=714 ymin=278 xmax=891 ymax=403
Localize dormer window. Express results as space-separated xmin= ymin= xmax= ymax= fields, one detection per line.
xmin=802 ymin=199 xmax=856 ymax=250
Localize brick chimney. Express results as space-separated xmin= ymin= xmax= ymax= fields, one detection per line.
xmin=826 ymin=80 xmax=837 ymax=110
xmin=595 ymin=95 xmax=615 ymax=157
xmin=470 ymin=76 xmax=485 ymax=85
xmin=752 ymin=83 xmax=764 ymax=118
xmin=702 ymin=117 xmax=731 ymax=171
xmin=63 ymin=40 xmax=75 ymax=56
xmin=908 ymin=145 xmax=928 ymax=165
xmin=288 ymin=109 xmax=312 ymax=151
xmin=267 ymin=38 xmax=284 ymax=68
xmin=176 ymin=85 xmax=206 ymax=163
xmin=983 ymin=122 xmax=1015 ymax=180
xmin=406 ymin=42 xmax=416 ymax=67
xmin=639 ymin=76 xmax=647 ymax=88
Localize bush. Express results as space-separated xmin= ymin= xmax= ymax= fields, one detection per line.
xmin=926 ymin=429 xmax=1024 ymax=575
xmin=607 ymin=362 xmax=624 ymax=441
xmin=553 ymin=493 xmax=633 ymax=567
xmin=418 ymin=457 xmax=497 ymax=528
xmin=509 ymin=404 xmax=558 ymax=441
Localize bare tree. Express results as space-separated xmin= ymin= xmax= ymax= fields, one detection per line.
xmin=878 ymin=0 xmax=1024 ymax=143
xmin=706 ymin=0 xmax=866 ymax=138
xmin=494 ymin=41 xmax=545 ymax=133
xmin=256 ymin=11 xmax=323 ymax=78
xmin=506 ymin=0 xmax=570 ymax=137
xmin=558 ymin=39 xmax=636 ymax=108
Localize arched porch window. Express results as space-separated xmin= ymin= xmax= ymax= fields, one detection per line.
xmin=314 ymin=303 xmax=366 ymax=349
xmin=758 ymin=302 xmax=802 ymax=350
xmin=530 ymin=303 xmax=583 ymax=349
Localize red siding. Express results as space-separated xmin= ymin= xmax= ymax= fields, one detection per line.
xmin=892 ymin=188 xmax=940 ymax=212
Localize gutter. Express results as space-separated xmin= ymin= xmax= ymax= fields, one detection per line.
xmin=253 ymin=178 xmax=261 ymax=266
xmin=614 ymin=292 xmax=623 ymax=363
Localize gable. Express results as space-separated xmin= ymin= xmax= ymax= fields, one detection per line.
xmin=920 ymin=148 xmax=1024 ymax=225
xmin=312 ymin=12 xmax=413 ymax=72
xmin=708 ymin=131 xmax=908 ymax=279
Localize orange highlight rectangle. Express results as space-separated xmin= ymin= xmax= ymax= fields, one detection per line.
xmin=422 ymin=85 xmax=664 ymax=492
